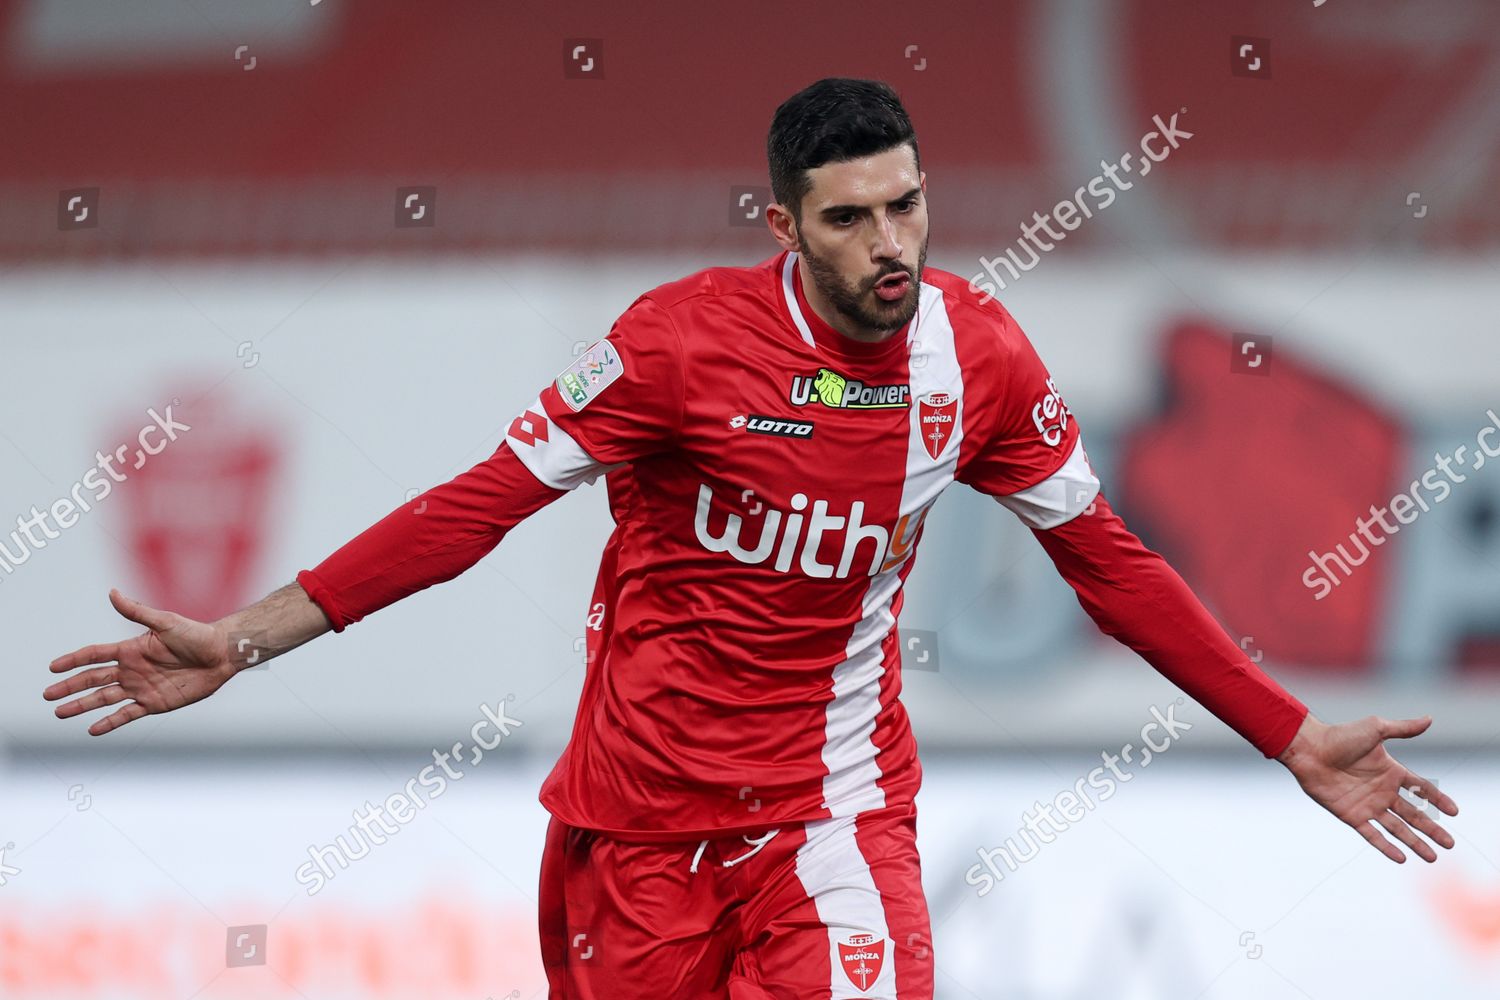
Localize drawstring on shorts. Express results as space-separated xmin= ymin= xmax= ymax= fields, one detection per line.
xmin=688 ymin=828 xmax=781 ymax=874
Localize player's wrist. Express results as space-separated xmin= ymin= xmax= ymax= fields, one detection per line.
xmin=207 ymin=612 xmax=268 ymax=675
xmin=1275 ymin=712 xmax=1327 ymax=770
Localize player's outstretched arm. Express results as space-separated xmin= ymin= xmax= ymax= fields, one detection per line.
xmin=43 ymin=304 xmax=676 ymax=736
xmin=1028 ymin=491 xmax=1459 ymax=863
xmin=46 ymin=437 xmax=565 ymax=736
xmin=44 ymin=583 xmax=330 ymax=736
xmin=1275 ymin=713 xmax=1458 ymax=863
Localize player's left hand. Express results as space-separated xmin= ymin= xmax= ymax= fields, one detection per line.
xmin=1276 ymin=713 xmax=1458 ymax=863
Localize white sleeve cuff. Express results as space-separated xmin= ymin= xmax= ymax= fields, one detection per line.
xmin=994 ymin=436 xmax=1101 ymax=529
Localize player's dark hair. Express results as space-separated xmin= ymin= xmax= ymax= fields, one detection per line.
xmin=767 ymin=78 xmax=920 ymax=224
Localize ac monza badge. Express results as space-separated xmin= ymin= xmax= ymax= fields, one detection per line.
xmin=119 ymin=393 xmax=280 ymax=624
xmin=918 ymin=390 xmax=958 ymax=460
xmin=838 ymin=933 xmax=886 ymax=992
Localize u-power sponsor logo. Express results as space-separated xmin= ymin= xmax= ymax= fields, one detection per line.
xmin=694 ymin=485 xmax=928 ymax=578
xmin=789 ymin=368 xmax=910 ymax=410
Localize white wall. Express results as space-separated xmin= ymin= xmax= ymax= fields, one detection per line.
xmin=3 ymin=252 xmax=1497 ymax=750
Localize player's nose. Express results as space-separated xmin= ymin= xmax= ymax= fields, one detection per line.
xmin=871 ymin=212 xmax=903 ymax=260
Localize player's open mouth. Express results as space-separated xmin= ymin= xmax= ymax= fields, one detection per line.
xmin=873 ymin=272 xmax=910 ymax=302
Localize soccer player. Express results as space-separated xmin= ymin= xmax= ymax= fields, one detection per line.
xmin=45 ymin=79 xmax=1458 ymax=998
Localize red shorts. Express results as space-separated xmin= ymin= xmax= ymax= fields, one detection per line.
xmin=538 ymin=802 xmax=934 ymax=998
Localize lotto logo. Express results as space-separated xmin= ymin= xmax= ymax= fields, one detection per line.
xmin=508 ymin=409 xmax=550 ymax=447
xmin=742 ymin=414 xmax=814 ymax=438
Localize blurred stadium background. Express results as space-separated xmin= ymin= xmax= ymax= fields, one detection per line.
xmin=3 ymin=0 xmax=1500 ymax=996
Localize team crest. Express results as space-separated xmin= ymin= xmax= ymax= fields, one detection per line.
xmin=838 ymin=933 xmax=886 ymax=992
xmin=918 ymin=390 xmax=958 ymax=459
xmin=555 ymin=339 xmax=623 ymax=412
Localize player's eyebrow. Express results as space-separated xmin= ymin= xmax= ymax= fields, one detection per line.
xmin=818 ymin=187 xmax=922 ymax=219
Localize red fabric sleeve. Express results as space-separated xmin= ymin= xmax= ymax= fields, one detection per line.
xmin=1032 ymin=492 xmax=1309 ymax=758
xmin=541 ymin=294 xmax=685 ymax=466
xmin=958 ymin=302 xmax=1082 ymax=498
xmin=296 ymin=442 xmax=566 ymax=631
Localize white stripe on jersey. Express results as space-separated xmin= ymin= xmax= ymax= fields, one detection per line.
xmin=821 ymin=559 xmax=903 ymax=815
xmin=994 ymin=436 xmax=1100 ymax=529
xmin=900 ymin=281 xmax=964 ymax=511
xmin=501 ymin=395 xmax=614 ymax=490
xmin=796 ymin=814 xmax=898 ymax=998
xmin=819 ymin=279 xmax=961 ymax=820
xmin=780 ymin=251 xmax=819 ymax=348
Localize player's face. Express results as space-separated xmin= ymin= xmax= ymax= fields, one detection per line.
xmin=791 ymin=145 xmax=928 ymax=339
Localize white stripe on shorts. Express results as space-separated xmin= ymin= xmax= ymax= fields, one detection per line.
xmin=795 ymin=814 xmax=899 ymax=998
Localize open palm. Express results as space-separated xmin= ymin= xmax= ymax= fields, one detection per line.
xmin=1282 ymin=715 xmax=1458 ymax=863
xmin=44 ymin=589 xmax=235 ymax=736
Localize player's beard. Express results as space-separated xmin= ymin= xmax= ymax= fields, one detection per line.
xmin=798 ymin=229 xmax=928 ymax=338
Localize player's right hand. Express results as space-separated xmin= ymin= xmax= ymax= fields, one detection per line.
xmin=44 ymin=588 xmax=237 ymax=736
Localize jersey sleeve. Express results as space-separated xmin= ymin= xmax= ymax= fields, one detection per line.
xmin=1030 ymin=492 xmax=1310 ymax=758
xmin=297 ymin=443 xmax=566 ymax=631
xmin=296 ymin=293 xmax=685 ymax=631
xmin=506 ymin=293 xmax=686 ymax=489
xmin=957 ymin=304 xmax=1101 ymax=528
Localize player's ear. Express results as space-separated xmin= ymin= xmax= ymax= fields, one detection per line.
xmin=767 ymin=202 xmax=800 ymax=252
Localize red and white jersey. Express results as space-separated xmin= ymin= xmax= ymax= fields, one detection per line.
xmin=508 ymin=249 xmax=1101 ymax=838
xmin=300 ymin=249 xmax=1305 ymax=842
